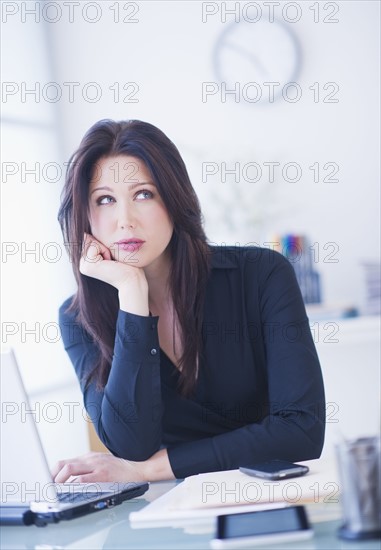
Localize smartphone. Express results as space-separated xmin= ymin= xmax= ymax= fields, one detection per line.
xmin=210 ymin=505 xmax=312 ymax=548
xmin=239 ymin=460 xmax=309 ymax=480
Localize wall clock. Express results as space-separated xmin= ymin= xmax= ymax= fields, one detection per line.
xmin=213 ymin=18 xmax=302 ymax=105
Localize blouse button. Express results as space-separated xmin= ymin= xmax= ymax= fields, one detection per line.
xmin=150 ymin=348 xmax=157 ymax=356
xmin=151 ymin=323 xmax=156 ymax=330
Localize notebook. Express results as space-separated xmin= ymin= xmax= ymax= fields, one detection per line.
xmin=0 ymin=347 xmax=149 ymax=526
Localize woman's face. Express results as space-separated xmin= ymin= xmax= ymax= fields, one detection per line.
xmin=88 ymin=155 xmax=174 ymax=272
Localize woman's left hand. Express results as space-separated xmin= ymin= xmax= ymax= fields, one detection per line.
xmin=52 ymin=451 xmax=146 ymax=483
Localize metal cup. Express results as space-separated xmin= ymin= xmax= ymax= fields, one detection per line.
xmin=335 ymin=436 xmax=381 ymax=540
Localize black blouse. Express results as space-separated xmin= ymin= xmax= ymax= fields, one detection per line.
xmin=59 ymin=246 xmax=325 ymax=478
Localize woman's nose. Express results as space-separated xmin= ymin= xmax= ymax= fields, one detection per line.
xmin=118 ymin=204 xmax=136 ymax=230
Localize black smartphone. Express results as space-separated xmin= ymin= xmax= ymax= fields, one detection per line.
xmin=239 ymin=460 xmax=309 ymax=480
xmin=210 ymin=505 xmax=312 ymax=548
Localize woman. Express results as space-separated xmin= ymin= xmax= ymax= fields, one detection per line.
xmin=54 ymin=119 xmax=325 ymax=483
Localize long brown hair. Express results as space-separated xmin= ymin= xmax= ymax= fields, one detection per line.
xmin=58 ymin=119 xmax=210 ymax=395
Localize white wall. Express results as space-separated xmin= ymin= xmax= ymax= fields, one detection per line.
xmin=316 ymin=316 xmax=380 ymax=458
xmin=1 ymin=1 xmax=380 ymax=463
xmin=1 ymin=14 xmax=75 ymax=392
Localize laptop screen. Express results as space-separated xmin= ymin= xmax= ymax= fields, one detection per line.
xmin=1 ymin=348 xmax=57 ymax=505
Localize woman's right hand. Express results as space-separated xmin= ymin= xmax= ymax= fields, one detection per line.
xmin=79 ymin=233 xmax=149 ymax=316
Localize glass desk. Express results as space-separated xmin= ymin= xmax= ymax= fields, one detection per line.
xmin=1 ymin=481 xmax=380 ymax=549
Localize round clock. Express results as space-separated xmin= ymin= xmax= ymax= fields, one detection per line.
xmin=213 ymin=18 xmax=302 ymax=105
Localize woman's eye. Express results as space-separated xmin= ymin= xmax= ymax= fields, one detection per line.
xmin=97 ymin=195 xmax=115 ymax=205
xmin=135 ymin=189 xmax=153 ymax=200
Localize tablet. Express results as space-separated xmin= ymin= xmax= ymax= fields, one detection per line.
xmin=210 ymin=505 xmax=313 ymax=548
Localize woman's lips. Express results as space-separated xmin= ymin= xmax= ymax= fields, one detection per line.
xmin=115 ymin=240 xmax=145 ymax=252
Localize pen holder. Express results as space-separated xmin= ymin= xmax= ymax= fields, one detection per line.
xmin=335 ymin=436 xmax=381 ymax=540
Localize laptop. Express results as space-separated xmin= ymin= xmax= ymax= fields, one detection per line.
xmin=0 ymin=347 xmax=149 ymax=526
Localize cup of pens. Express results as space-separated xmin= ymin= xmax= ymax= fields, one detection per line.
xmin=335 ymin=436 xmax=381 ymax=540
